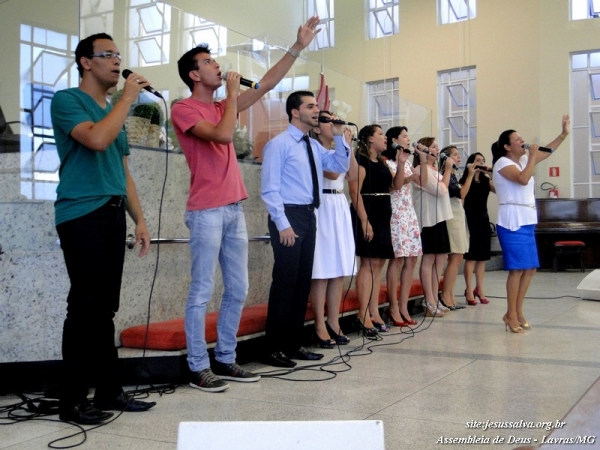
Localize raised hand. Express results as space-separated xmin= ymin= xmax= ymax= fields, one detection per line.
xmin=295 ymin=16 xmax=322 ymax=50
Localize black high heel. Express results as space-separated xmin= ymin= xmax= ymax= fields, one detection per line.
xmin=325 ymin=322 xmax=350 ymax=345
xmin=313 ymin=328 xmax=335 ymax=349
xmin=357 ymin=320 xmax=379 ymax=338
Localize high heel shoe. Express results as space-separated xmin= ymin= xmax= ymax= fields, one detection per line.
xmin=313 ymin=328 xmax=335 ymax=348
xmin=399 ymin=311 xmax=418 ymax=326
xmin=385 ymin=308 xmax=408 ymax=327
xmin=424 ymin=302 xmax=445 ymax=318
xmin=473 ymin=287 xmax=490 ymax=304
xmin=372 ymin=320 xmax=390 ymax=332
xmin=503 ymin=315 xmax=524 ymax=334
xmin=464 ymin=290 xmax=477 ymax=306
xmin=325 ymin=322 xmax=350 ymax=345
xmin=357 ymin=320 xmax=379 ymax=338
xmin=438 ymin=296 xmax=457 ymax=311
xmin=519 ymin=321 xmax=531 ymax=330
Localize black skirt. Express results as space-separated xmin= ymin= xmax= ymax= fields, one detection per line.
xmin=420 ymin=221 xmax=450 ymax=255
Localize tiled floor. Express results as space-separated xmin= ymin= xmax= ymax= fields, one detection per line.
xmin=2 ymin=269 xmax=599 ymax=449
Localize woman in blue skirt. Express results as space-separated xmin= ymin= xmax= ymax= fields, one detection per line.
xmin=491 ymin=115 xmax=570 ymax=333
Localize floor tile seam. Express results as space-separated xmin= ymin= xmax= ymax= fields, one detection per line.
xmin=365 ymin=359 xmax=479 ymax=417
xmin=376 ymin=347 xmax=600 ymax=368
xmin=431 ymin=319 xmax=600 ymax=332
xmin=92 ymin=429 xmax=176 ymax=444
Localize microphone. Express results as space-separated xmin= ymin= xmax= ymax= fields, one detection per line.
xmin=391 ymin=142 xmax=412 ymax=154
xmin=318 ymin=116 xmax=356 ymax=126
xmin=121 ymin=69 xmax=163 ymax=98
xmin=411 ymin=142 xmax=431 ymax=154
xmin=221 ymin=72 xmax=260 ymax=89
xmin=439 ymin=153 xmax=459 ymax=171
xmin=524 ymin=143 xmax=553 ymax=154
xmin=474 ymin=165 xmax=492 ymax=172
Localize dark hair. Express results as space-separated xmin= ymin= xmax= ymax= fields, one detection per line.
xmin=75 ymin=33 xmax=113 ymax=77
xmin=491 ymin=129 xmax=516 ymax=165
xmin=308 ymin=110 xmax=332 ymax=143
xmin=285 ymin=90 xmax=315 ymax=122
xmin=413 ymin=137 xmax=436 ymax=168
xmin=382 ymin=126 xmax=408 ymax=160
xmin=439 ymin=145 xmax=458 ymax=175
xmin=177 ymin=44 xmax=212 ymax=91
xmin=355 ymin=124 xmax=381 ymax=161
xmin=458 ymin=152 xmax=485 ymax=185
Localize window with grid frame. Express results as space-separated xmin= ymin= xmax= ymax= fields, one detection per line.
xmin=368 ymin=0 xmax=399 ymax=40
xmin=571 ymin=0 xmax=600 ymax=20
xmin=182 ymin=12 xmax=228 ymax=57
xmin=127 ymin=0 xmax=171 ymax=67
xmin=439 ymin=0 xmax=476 ymax=25
xmin=307 ymin=0 xmax=335 ymax=50
xmin=80 ymin=0 xmax=114 ymax=37
xmin=367 ymin=78 xmax=400 ymax=131
xmin=19 ymin=24 xmax=79 ymax=200
xmin=438 ymin=67 xmax=476 ymax=167
xmin=571 ymin=51 xmax=600 ymax=198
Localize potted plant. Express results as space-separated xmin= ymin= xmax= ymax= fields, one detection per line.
xmin=233 ymin=125 xmax=253 ymax=159
xmin=137 ymin=103 xmax=164 ymax=147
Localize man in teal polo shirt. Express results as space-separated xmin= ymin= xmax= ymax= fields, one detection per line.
xmin=51 ymin=33 xmax=154 ymax=425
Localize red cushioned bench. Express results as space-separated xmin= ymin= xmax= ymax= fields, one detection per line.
xmin=120 ymin=278 xmax=438 ymax=351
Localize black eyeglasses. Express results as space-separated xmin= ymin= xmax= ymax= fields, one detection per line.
xmin=89 ymin=51 xmax=122 ymax=61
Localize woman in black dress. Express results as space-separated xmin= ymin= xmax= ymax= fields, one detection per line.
xmin=349 ymin=124 xmax=408 ymax=336
xmin=460 ymin=152 xmax=495 ymax=305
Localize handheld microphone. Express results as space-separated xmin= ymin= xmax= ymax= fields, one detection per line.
xmin=318 ymin=116 xmax=356 ymax=126
xmin=221 ymin=72 xmax=259 ymax=89
xmin=524 ymin=143 xmax=553 ymax=154
xmin=411 ymin=142 xmax=430 ymax=154
xmin=121 ymin=69 xmax=163 ymax=99
xmin=474 ymin=165 xmax=492 ymax=172
xmin=391 ymin=142 xmax=412 ymax=154
xmin=440 ymin=153 xmax=459 ymax=171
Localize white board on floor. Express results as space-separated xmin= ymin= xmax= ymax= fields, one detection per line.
xmin=576 ymin=269 xmax=600 ymax=301
xmin=177 ymin=420 xmax=385 ymax=450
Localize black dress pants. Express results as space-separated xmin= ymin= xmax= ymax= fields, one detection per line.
xmin=265 ymin=206 xmax=316 ymax=354
xmin=56 ymin=198 xmax=126 ymax=411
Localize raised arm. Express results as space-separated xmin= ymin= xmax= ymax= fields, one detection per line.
xmin=237 ymin=16 xmax=321 ymax=112
xmin=535 ymin=114 xmax=570 ymax=164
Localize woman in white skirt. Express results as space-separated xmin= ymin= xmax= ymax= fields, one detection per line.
xmin=309 ymin=110 xmax=357 ymax=347
xmin=439 ymin=145 xmax=474 ymax=310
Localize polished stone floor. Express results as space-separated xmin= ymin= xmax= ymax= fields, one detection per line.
xmin=2 ymin=269 xmax=599 ymax=449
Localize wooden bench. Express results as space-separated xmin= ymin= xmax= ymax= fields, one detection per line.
xmin=120 ymin=279 xmax=437 ymax=351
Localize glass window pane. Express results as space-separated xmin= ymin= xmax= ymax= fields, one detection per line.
xmin=591 ymin=52 xmax=600 ymax=68
xmin=572 ymin=53 xmax=588 ymax=69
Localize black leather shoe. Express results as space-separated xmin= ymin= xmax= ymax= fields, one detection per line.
xmin=286 ymin=347 xmax=324 ymax=361
xmin=96 ymin=394 xmax=156 ymax=412
xmin=59 ymin=403 xmax=114 ymax=425
xmin=261 ymin=351 xmax=297 ymax=368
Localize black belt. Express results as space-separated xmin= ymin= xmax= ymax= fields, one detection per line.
xmin=284 ymin=204 xmax=315 ymax=212
xmin=108 ymin=195 xmax=125 ymax=208
xmin=323 ymin=189 xmax=343 ymax=194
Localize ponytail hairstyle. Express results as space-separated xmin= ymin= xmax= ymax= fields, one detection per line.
xmin=413 ymin=136 xmax=435 ymax=168
xmin=382 ymin=126 xmax=408 ymax=160
xmin=356 ymin=124 xmax=382 ymax=161
xmin=491 ymin=129 xmax=516 ymax=165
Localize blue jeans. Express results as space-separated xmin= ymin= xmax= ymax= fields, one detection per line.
xmin=184 ymin=203 xmax=249 ymax=372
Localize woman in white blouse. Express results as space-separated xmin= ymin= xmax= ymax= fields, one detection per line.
xmin=491 ymin=115 xmax=570 ymax=333
xmin=412 ymin=137 xmax=455 ymax=317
